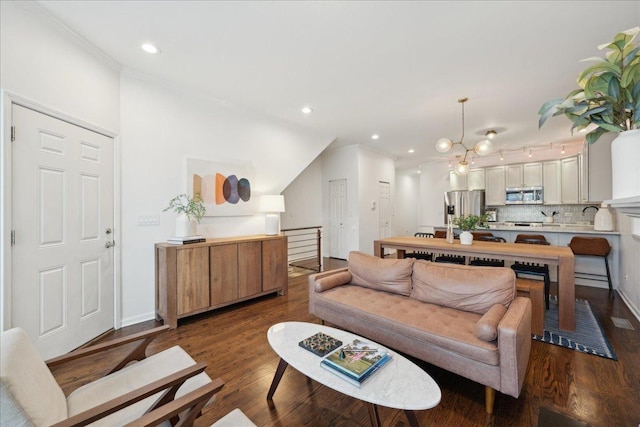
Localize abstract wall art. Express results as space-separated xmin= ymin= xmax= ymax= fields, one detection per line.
xmin=186 ymin=158 xmax=255 ymax=216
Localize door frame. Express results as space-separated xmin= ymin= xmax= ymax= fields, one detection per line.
xmin=1 ymin=91 xmax=122 ymax=332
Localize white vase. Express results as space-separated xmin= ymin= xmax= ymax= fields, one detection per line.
xmin=460 ymin=231 xmax=473 ymax=245
xmin=611 ymin=129 xmax=640 ymax=199
xmin=175 ymin=214 xmax=197 ymax=237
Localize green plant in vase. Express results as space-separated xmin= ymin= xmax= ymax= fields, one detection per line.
xmin=164 ymin=193 xmax=206 ymax=237
xmin=452 ymin=214 xmax=489 ymax=245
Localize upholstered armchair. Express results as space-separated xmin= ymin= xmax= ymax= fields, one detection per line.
xmin=0 ymin=325 xmax=216 ymax=426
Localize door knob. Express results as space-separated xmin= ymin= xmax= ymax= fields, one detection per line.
xmin=105 ymin=241 xmax=115 ymax=248
xmin=105 ymin=228 xmax=112 ymax=235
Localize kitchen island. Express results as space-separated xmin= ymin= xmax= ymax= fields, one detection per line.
xmin=429 ymin=224 xmax=620 ymax=290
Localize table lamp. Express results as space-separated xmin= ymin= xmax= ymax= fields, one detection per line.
xmin=259 ymin=195 xmax=285 ymax=235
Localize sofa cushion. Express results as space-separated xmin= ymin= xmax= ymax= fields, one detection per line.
xmin=411 ymin=262 xmax=515 ymax=314
xmin=315 ymin=285 xmax=500 ymax=366
xmin=314 ymin=271 xmax=352 ymax=292
xmin=0 ymin=328 xmax=68 ymax=426
xmin=348 ymin=251 xmax=414 ymax=296
xmin=475 ymin=304 xmax=508 ymax=341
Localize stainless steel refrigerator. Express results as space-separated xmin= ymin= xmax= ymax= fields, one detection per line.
xmin=444 ymin=190 xmax=485 ymax=224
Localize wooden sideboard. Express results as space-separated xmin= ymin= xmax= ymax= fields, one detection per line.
xmin=155 ymin=234 xmax=288 ymax=328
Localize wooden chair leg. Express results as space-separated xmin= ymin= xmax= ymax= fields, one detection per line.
xmin=485 ymin=386 xmax=495 ymax=414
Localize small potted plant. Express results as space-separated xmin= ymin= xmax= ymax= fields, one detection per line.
xmin=452 ymin=214 xmax=490 ymax=245
xmin=164 ymin=193 xmax=206 ymax=237
xmin=538 ymin=27 xmax=639 ymax=199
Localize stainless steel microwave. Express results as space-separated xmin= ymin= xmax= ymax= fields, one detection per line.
xmin=505 ymin=187 xmax=543 ymax=204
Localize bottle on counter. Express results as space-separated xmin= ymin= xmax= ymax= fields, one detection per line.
xmin=594 ymin=203 xmax=614 ymax=231
xmin=446 ymin=215 xmax=455 ymax=243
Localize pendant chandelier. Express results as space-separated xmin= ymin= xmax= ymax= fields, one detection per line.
xmin=435 ymin=97 xmax=495 ymax=175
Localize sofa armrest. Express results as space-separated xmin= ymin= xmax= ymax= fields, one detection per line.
xmin=308 ymin=268 xmax=350 ymax=315
xmin=497 ymin=297 xmax=532 ymax=398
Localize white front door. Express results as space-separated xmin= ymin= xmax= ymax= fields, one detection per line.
xmin=379 ymin=181 xmax=391 ymax=239
xmin=329 ymin=179 xmax=347 ymax=259
xmin=11 ymin=104 xmax=115 ymax=359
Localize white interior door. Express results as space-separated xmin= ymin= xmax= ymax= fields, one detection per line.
xmin=11 ymin=104 xmax=114 ymax=359
xmin=329 ymin=179 xmax=347 ymax=259
xmin=379 ymin=181 xmax=391 ymax=239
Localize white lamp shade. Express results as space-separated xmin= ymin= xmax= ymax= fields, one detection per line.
xmin=435 ymin=138 xmax=453 ymax=153
xmin=474 ymin=139 xmax=493 ymax=156
xmin=259 ymin=195 xmax=285 ymax=213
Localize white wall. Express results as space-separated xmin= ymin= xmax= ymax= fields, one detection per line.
xmin=0 ymin=1 xmax=120 ymax=330
xmin=321 ymin=145 xmax=359 ymax=258
xmin=357 ymin=148 xmax=396 ymax=253
xmin=0 ymin=1 xmax=121 ymax=132
xmin=281 ymin=155 xmax=324 ymax=230
xmin=418 ymin=161 xmax=450 ymax=230
xmin=395 ymin=171 xmax=420 ymax=236
xmin=119 ymin=73 xmax=333 ymax=325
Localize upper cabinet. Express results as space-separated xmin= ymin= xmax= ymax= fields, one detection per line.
xmin=485 ymin=166 xmax=506 ymax=206
xmin=505 ymin=164 xmax=523 ymax=188
xmin=449 ymin=171 xmax=467 ymax=191
xmin=523 ymin=163 xmax=543 ymax=186
xmin=561 ymin=157 xmax=581 ymax=204
xmin=468 ymin=168 xmax=485 ymax=190
xmin=582 ymin=138 xmax=612 ymax=203
xmin=506 ymin=163 xmax=542 ymax=187
xmin=543 ymin=160 xmax=561 ymax=204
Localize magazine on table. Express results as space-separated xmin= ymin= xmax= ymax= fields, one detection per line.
xmin=320 ymin=338 xmax=391 ymax=387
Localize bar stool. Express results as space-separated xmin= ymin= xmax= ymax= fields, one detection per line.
xmin=433 ymin=230 xmax=466 ymax=265
xmin=469 ymin=235 xmax=507 ymax=267
xmin=511 ymin=234 xmax=551 ymax=309
xmin=405 ymin=232 xmax=435 ymax=261
xmin=568 ymin=236 xmax=613 ymax=294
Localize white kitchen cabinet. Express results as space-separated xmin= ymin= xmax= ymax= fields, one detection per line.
xmin=485 ymin=166 xmax=506 ymax=206
xmin=449 ymin=170 xmax=467 ymax=191
xmin=543 ymin=160 xmax=561 ymax=204
xmin=582 ymin=136 xmax=613 ymax=203
xmin=561 ymin=156 xmax=581 ymax=204
xmin=523 ymin=162 xmax=543 ymax=186
xmin=468 ymin=168 xmax=485 ymax=190
xmin=505 ymin=164 xmax=523 ymax=188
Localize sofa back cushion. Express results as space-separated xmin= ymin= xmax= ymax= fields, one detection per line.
xmin=411 ymin=261 xmax=515 ymax=314
xmin=348 ymin=251 xmax=414 ymax=296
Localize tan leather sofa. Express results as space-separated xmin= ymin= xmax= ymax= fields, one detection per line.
xmin=308 ymin=251 xmax=532 ymax=414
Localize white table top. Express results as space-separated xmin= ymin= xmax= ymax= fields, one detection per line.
xmin=267 ymin=321 xmax=441 ymax=410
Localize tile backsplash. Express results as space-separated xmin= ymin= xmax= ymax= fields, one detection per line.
xmin=492 ymin=204 xmax=601 ymax=224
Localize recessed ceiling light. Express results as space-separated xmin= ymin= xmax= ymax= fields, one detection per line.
xmin=301 ymin=106 xmax=313 ymax=114
xmin=408 ymin=149 xmax=415 ymax=153
xmin=141 ymin=43 xmax=160 ymax=54
xmin=371 ymin=134 xmax=380 ymax=140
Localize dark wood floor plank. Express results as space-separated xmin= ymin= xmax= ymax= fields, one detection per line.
xmin=51 ymin=257 xmax=640 ymax=426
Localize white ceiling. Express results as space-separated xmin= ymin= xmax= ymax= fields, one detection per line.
xmin=36 ymin=1 xmax=640 ymax=171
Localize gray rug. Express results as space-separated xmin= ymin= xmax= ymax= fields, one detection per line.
xmin=531 ymin=296 xmax=617 ymax=360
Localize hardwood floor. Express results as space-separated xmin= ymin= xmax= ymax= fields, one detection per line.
xmin=51 ymin=258 xmax=640 ymax=426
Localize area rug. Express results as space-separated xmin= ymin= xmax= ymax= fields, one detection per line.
xmin=531 ymin=296 xmax=617 ymax=360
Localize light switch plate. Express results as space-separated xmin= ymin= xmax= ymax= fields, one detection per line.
xmin=138 ymin=215 xmax=160 ymax=226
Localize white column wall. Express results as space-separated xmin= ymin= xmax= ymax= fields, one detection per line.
xmin=395 ymin=170 xmax=420 ymax=236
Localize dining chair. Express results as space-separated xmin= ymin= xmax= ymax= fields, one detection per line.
xmin=511 ymin=234 xmax=551 ymax=309
xmin=433 ymin=230 xmax=466 ymax=265
xmin=404 ymin=232 xmax=435 ymax=261
xmin=469 ymin=235 xmax=507 ymax=267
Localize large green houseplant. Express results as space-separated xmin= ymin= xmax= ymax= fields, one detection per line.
xmin=538 ymin=27 xmax=640 ymax=144
xmin=538 ymin=27 xmax=640 ymax=199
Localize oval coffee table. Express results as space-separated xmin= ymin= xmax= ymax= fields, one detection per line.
xmin=266 ymin=321 xmax=441 ymax=427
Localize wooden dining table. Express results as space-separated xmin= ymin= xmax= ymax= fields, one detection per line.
xmin=374 ymin=236 xmax=576 ymax=331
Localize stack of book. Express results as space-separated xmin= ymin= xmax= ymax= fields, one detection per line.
xmin=320 ymin=339 xmax=391 ymax=387
xmin=167 ymin=235 xmax=206 ymax=245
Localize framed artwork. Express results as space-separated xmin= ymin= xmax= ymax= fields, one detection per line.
xmin=186 ymin=158 xmax=255 ymax=216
